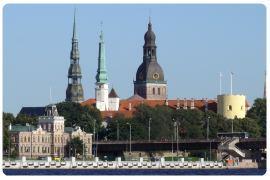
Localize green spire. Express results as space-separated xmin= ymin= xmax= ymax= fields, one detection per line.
xmin=96 ymin=24 xmax=108 ymax=84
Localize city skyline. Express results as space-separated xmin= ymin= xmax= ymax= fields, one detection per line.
xmin=3 ymin=4 xmax=266 ymax=115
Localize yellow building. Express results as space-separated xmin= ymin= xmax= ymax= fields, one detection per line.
xmin=217 ymin=94 xmax=246 ymax=119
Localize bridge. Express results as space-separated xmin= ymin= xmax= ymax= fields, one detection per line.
xmin=94 ymin=138 xmax=266 ymax=153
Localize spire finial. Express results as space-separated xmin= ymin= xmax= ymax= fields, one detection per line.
xmin=99 ymin=21 xmax=104 ymax=42
xmin=72 ymin=7 xmax=77 ymax=39
xmin=149 ymin=9 xmax=151 ymax=24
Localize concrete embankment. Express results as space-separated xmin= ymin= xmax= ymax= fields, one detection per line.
xmin=3 ymin=160 xmax=225 ymax=170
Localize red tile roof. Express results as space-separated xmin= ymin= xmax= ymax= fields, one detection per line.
xmin=81 ymin=98 xmax=219 ymax=119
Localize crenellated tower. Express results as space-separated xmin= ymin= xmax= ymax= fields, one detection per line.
xmin=66 ymin=11 xmax=84 ymax=102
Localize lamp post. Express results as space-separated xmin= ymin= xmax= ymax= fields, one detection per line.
xmin=116 ymin=120 xmax=119 ymax=141
xmin=148 ymin=118 xmax=151 ymax=142
xmin=176 ymin=121 xmax=179 ymax=159
xmin=231 ymin=119 xmax=234 ymax=133
xmin=206 ymin=116 xmax=210 ymax=140
xmin=83 ymin=128 xmax=85 ymax=161
xmin=93 ymin=119 xmax=96 ymax=157
xmin=127 ymin=123 xmax=131 ymax=159
xmin=8 ymin=123 xmax=11 ymax=161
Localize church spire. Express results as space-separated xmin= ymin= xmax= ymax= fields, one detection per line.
xmin=66 ymin=9 xmax=84 ymax=103
xmin=96 ymin=23 xmax=108 ymax=84
xmin=70 ymin=9 xmax=79 ymax=60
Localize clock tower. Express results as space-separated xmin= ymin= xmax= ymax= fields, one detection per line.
xmin=134 ymin=20 xmax=167 ymax=100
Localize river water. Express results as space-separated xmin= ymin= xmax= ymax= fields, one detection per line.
xmin=3 ymin=169 xmax=266 ymax=175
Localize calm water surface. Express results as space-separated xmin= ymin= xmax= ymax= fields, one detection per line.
xmin=3 ymin=169 xmax=266 ymax=175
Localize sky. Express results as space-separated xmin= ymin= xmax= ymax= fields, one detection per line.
xmin=3 ymin=4 xmax=266 ymax=115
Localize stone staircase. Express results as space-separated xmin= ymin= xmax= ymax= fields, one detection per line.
xmin=218 ymin=137 xmax=245 ymax=158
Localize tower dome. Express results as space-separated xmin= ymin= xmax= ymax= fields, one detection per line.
xmin=144 ymin=22 xmax=156 ymax=46
xmin=133 ymin=20 xmax=167 ymax=100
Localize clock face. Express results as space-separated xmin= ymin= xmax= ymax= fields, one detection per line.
xmin=153 ymin=73 xmax=159 ymax=80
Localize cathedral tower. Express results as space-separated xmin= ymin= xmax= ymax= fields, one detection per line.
xmin=66 ymin=11 xmax=84 ymax=102
xmin=95 ymin=29 xmax=109 ymax=111
xmin=134 ymin=20 xmax=167 ymax=100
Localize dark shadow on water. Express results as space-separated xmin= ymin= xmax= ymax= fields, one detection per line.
xmin=3 ymin=169 xmax=267 ymax=175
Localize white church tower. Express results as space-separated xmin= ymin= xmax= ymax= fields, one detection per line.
xmin=95 ymin=30 xmax=109 ymax=111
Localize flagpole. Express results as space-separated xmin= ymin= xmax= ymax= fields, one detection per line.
xmin=219 ymin=72 xmax=222 ymax=95
xmin=230 ymin=72 xmax=233 ymax=95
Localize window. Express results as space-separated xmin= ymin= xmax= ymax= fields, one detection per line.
xmin=153 ymin=88 xmax=155 ymax=95
xmin=241 ymin=106 xmax=243 ymax=110
xmin=228 ymin=105 xmax=232 ymax=111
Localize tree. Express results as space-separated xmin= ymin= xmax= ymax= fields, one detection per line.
xmin=2 ymin=113 xmax=15 ymax=155
xmin=66 ymin=137 xmax=84 ymax=158
xmin=14 ymin=114 xmax=38 ymax=126
xmin=247 ymin=98 xmax=266 ymax=137
xmin=56 ymin=102 xmax=102 ymax=134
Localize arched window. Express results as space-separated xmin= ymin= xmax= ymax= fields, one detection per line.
xmin=152 ymin=88 xmax=155 ymax=95
xmin=228 ymin=105 xmax=232 ymax=111
xmin=158 ymin=88 xmax=161 ymax=95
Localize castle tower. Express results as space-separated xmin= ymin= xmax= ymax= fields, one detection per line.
xmin=134 ymin=19 xmax=167 ymax=100
xmin=217 ymin=94 xmax=246 ymax=119
xmin=95 ymin=29 xmax=109 ymax=111
xmin=66 ymin=11 xmax=84 ymax=102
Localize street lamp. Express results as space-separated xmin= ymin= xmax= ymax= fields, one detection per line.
xmin=231 ymin=119 xmax=234 ymax=133
xmin=8 ymin=123 xmax=11 ymax=161
xmin=116 ymin=120 xmax=119 ymax=141
xmin=148 ymin=118 xmax=151 ymax=142
xmin=93 ymin=119 xmax=96 ymax=157
xmin=126 ymin=123 xmax=131 ymax=159
xmin=173 ymin=118 xmax=180 ymax=159
xmin=206 ymin=116 xmax=210 ymax=140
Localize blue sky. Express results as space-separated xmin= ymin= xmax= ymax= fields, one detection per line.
xmin=3 ymin=4 xmax=266 ymax=115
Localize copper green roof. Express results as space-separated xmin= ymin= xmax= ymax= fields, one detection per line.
xmin=95 ymin=30 xmax=108 ymax=84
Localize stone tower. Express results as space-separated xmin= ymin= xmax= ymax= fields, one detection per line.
xmin=66 ymin=11 xmax=84 ymax=103
xmin=95 ymin=30 xmax=109 ymax=111
xmin=134 ymin=20 xmax=167 ymax=100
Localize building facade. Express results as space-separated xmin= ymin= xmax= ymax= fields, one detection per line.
xmin=134 ymin=20 xmax=167 ymax=100
xmin=10 ymin=105 xmax=92 ymax=159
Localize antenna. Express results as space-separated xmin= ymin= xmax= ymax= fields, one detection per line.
xmin=50 ymin=87 xmax=52 ymax=104
xmin=230 ymin=72 xmax=234 ymax=95
xmin=219 ymin=72 xmax=222 ymax=95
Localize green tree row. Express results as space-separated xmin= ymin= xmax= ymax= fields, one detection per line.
xmin=2 ymin=98 xmax=266 ymax=155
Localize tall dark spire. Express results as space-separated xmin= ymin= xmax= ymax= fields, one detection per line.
xmin=72 ymin=8 xmax=77 ymax=39
xmin=66 ymin=9 xmax=84 ymax=103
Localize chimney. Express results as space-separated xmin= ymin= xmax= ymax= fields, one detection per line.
xmin=176 ymin=98 xmax=180 ymax=109
xmin=184 ymin=98 xmax=187 ymax=109
xmin=191 ymin=98 xmax=195 ymax=109
xmin=204 ymin=98 xmax=208 ymax=111
xmin=128 ymin=103 xmax=132 ymax=111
